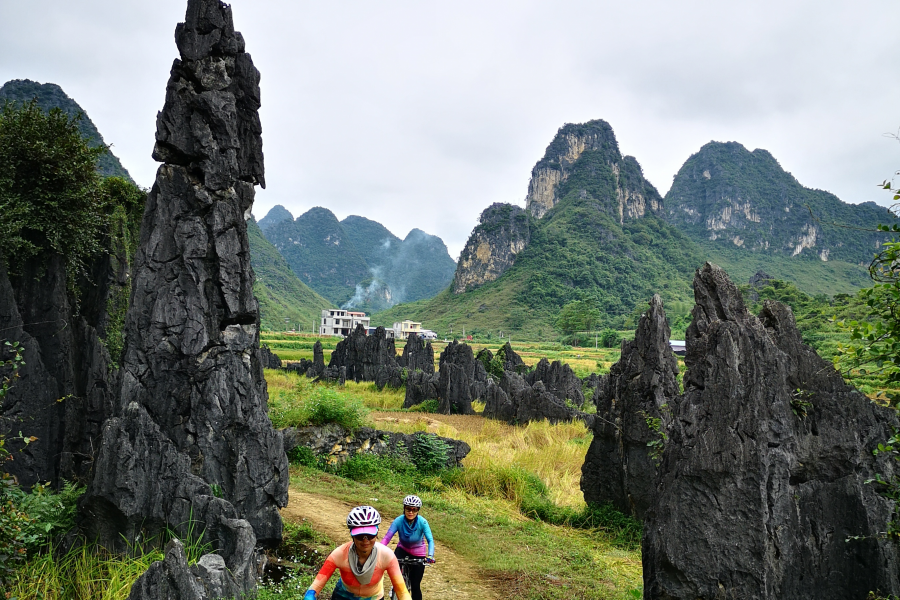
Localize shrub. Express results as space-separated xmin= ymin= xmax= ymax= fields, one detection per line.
xmin=287 ymin=445 xmax=318 ymax=468
xmin=408 ymin=399 xmax=440 ymax=413
xmin=409 ymin=434 xmax=452 ymax=475
xmin=269 ymin=383 xmax=368 ymax=431
xmin=305 ymin=387 xmax=368 ymax=431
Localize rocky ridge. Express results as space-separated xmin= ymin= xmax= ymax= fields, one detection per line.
xmin=581 ymin=263 xmax=900 ymax=599
xmin=79 ymin=1 xmax=287 ymax=597
xmin=452 ymin=203 xmax=530 ymax=293
xmin=665 ymin=141 xmax=898 ymax=264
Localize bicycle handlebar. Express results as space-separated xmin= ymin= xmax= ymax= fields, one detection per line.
xmin=395 ymin=556 xmax=430 ymax=566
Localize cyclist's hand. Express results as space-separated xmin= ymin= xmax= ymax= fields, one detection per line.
xmin=426 ymin=557 xmax=435 ymax=564
xmin=304 ymin=591 xmax=317 ymax=600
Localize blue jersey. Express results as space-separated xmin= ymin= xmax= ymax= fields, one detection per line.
xmin=380 ymin=515 xmax=434 ymax=558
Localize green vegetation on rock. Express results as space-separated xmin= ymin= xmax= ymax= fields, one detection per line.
xmin=0 ymin=79 xmax=132 ymax=181
xmin=665 ymin=141 xmax=897 ymax=264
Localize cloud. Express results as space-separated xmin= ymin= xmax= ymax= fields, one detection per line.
xmin=4 ymin=0 xmax=900 ymax=257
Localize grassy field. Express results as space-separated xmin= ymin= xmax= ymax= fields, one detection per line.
xmin=264 ymin=368 xmax=642 ymax=598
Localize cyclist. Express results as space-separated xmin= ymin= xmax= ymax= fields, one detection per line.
xmin=304 ymin=506 xmax=411 ymax=600
xmin=380 ymin=495 xmax=434 ymax=600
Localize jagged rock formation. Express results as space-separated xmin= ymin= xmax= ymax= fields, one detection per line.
xmin=327 ymin=325 xmax=401 ymax=386
xmin=81 ymin=2 xmax=287 ymax=597
xmin=497 ymin=341 xmax=526 ymax=373
xmin=259 ymin=345 xmax=281 ymax=369
xmin=401 ymin=341 xmax=485 ymax=414
xmin=404 ymin=370 xmax=440 ymax=408
xmin=580 ymin=295 xmax=678 ymax=520
xmin=525 ymin=120 xmax=664 ymax=222
xmin=436 ymin=341 xmax=488 ymax=415
xmin=398 ymin=333 xmax=434 ymax=374
xmin=0 ymin=253 xmax=124 ymax=488
xmin=525 ymin=358 xmax=584 ymax=407
xmin=640 ymin=264 xmax=900 ymax=599
xmin=452 ymin=203 xmax=530 ymax=294
xmin=128 ymin=535 xmax=258 ymax=600
xmin=665 ymin=141 xmax=897 ymax=263
xmin=282 ymin=424 xmax=470 ymax=470
xmin=482 ymin=371 xmax=591 ymax=426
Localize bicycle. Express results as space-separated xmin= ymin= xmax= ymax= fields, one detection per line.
xmin=389 ymin=556 xmax=430 ymax=600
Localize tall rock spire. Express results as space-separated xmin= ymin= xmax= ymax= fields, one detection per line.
xmin=82 ymin=0 xmax=287 ymax=571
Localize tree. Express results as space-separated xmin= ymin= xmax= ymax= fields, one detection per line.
xmin=838 ymin=173 xmax=900 ymax=537
xmin=554 ymin=299 xmax=601 ymax=342
xmin=0 ymin=100 xmax=107 ymax=282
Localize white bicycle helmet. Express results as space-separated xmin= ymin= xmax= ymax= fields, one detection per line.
xmin=347 ymin=505 xmax=381 ymax=536
xmin=402 ymin=495 xmax=422 ymax=508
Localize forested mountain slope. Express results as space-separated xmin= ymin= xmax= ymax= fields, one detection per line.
xmin=665 ymin=141 xmax=896 ymax=266
xmin=247 ymin=217 xmax=332 ymax=331
xmin=0 ymin=79 xmax=132 ymax=180
xmin=260 ymin=207 xmax=456 ymax=311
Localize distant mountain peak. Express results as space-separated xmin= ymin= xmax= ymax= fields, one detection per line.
xmin=258 ymin=204 xmax=294 ymax=230
xmin=665 ymin=141 xmax=897 ymax=263
xmin=0 ymin=79 xmax=133 ymax=181
xmin=524 ymin=119 xmax=663 ymax=223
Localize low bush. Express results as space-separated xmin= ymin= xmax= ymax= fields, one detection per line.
xmin=269 ymin=380 xmax=368 ymax=431
xmin=408 ymin=398 xmax=440 ymax=413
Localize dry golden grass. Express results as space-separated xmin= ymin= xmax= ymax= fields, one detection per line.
xmin=369 ymin=411 xmax=592 ymax=507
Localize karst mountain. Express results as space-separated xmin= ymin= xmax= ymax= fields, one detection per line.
xmin=259 ymin=206 xmax=456 ymax=312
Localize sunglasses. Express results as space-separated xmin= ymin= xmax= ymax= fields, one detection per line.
xmin=353 ymin=534 xmax=377 ymax=541
xmin=404 ymin=506 xmax=419 ymax=512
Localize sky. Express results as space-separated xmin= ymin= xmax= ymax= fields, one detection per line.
xmin=3 ymin=1 xmax=900 ymax=259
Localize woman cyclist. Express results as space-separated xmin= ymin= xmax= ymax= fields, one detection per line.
xmin=304 ymin=506 xmax=411 ymax=600
xmin=380 ymin=495 xmax=434 ymax=600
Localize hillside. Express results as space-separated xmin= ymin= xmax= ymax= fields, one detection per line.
xmin=375 ymin=120 xmax=705 ymax=338
xmin=261 ymin=207 xmax=456 ymax=311
xmin=0 ymin=79 xmax=132 ymax=180
xmin=247 ymin=217 xmax=332 ymax=331
xmin=665 ymin=141 xmax=897 ymax=266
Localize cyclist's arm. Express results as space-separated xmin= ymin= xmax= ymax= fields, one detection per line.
xmin=380 ymin=520 xmax=399 ymax=546
xmin=304 ymin=552 xmax=338 ymax=599
xmin=386 ymin=555 xmax=413 ymax=600
xmin=422 ymin=518 xmax=435 ymax=559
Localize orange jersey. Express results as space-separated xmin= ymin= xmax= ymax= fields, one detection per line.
xmin=309 ymin=542 xmax=411 ymax=600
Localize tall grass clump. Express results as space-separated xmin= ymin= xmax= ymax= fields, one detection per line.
xmin=267 ymin=372 xmax=368 ymax=431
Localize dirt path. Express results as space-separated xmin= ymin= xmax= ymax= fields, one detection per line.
xmin=283 ymin=489 xmax=499 ymax=600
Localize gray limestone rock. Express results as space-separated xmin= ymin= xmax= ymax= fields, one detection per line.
xmin=526 ymin=358 xmax=584 ymax=407
xmin=403 ymin=370 xmax=440 ymax=409
xmin=642 ymin=263 xmax=900 ymax=600
xmin=482 ymin=370 xmax=590 ymax=426
xmin=81 ymin=2 xmax=286 ymax=598
xmin=580 ymin=294 xmax=678 ymax=520
xmin=0 ymin=251 xmax=122 ymax=489
xmin=399 ymin=333 xmax=435 ymax=375
xmin=328 ymin=325 xmax=401 ymax=385
xmin=436 ymin=341 xmax=486 ymax=414
xmin=259 ymin=345 xmax=281 ymax=369
xmin=282 ymin=424 xmax=470 ymax=471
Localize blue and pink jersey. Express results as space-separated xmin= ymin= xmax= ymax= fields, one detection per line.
xmin=380 ymin=515 xmax=434 ymax=558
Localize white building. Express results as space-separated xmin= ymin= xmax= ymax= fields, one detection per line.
xmin=320 ymin=309 xmax=370 ymax=337
xmin=393 ymin=320 xmax=421 ymax=339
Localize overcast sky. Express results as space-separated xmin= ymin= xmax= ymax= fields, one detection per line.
xmin=3 ymin=1 xmax=900 ymax=258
